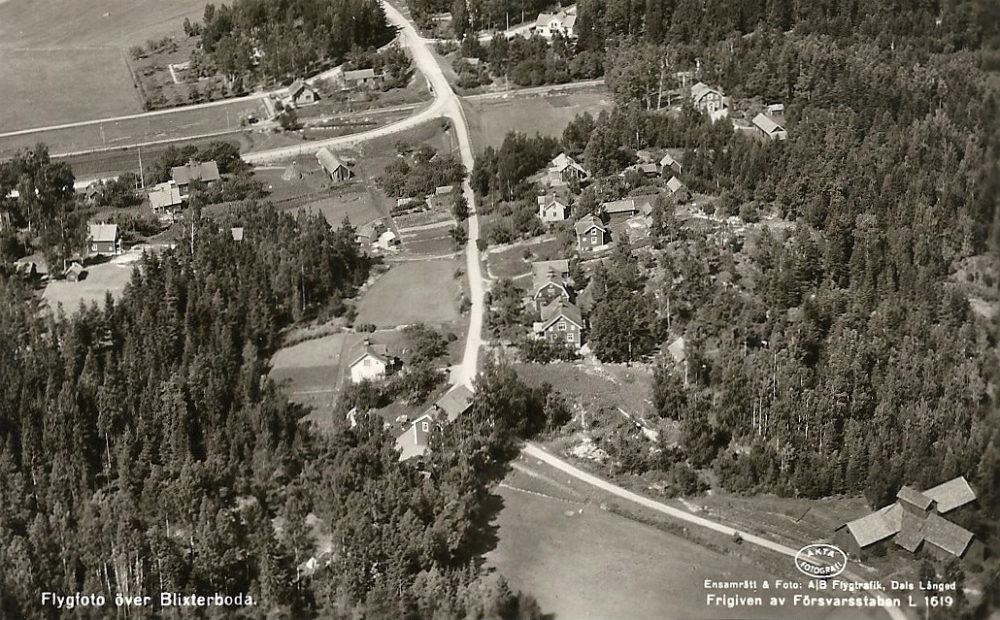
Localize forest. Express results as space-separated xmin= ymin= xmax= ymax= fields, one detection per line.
xmin=193 ymin=0 xmax=394 ymax=88
xmin=0 ymin=193 xmax=562 ymax=617
xmin=499 ymin=0 xmax=1000 ymax=603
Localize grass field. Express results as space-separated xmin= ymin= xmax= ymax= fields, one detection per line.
xmin=1 ymin=98 xmax=266 ymax=157
xmin=41 ymin=249 xmax=151 ymax=313
xmin=489 ymin=458 xmax=882 ymax=620
xmin=0 ymin=0 xmax=210 ymax=131
xmin=356 ymin=260 xmax=462 ymax=327
xmin=462 ymin=90 xmax=613 ymax=153
xmin=269 ymin=332 xmax=351 ymax=429
xmin=294 ymin=184 xmax=386 ymax=228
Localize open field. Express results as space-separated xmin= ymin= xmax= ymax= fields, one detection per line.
xmin=462 ymin=90 xmax=613 ymax=153
xmin=490 ymin=456 xmax=883 ymax=620
xmin=514 ymin=361 xmax=657 ymax=421
xmin=295 ymin=185 xmax=386 ymax=228
xmin=0 ymin=0 xmax=210 ymax=131
xmin=1 ymin=98 xmax=266 ymax=157
xmin=485 ymin=235 xmax=570 ymax=283
xmin=54 ymin=135 xmax=249 ymax=180
xmin=41 ymin=250 xmax=146 ymax=313
xmin=356 ymin=259 xmax=461 ymax=327
xmin=269 ymin=332 xmax=351 ymax=430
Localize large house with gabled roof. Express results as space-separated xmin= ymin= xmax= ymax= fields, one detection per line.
xmin=575 ymin=214 xmax=608 ymax=250
xmin=348 ymin=339 xmax=402 ymax=384
xmin=533 ymin=298 xmax=584 ymax=349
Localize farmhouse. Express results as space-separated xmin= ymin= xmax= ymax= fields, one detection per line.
xmin=342 ymin=68 xmax=382 ymax=89
xmin=394 ymin=385 xmax=474 ymax=460
xmin=287 ymin=79 xmax=319 ymax=106
xmin=622 ymin=163 xmax=660 ymax=179
xmin=87 ymin=223 xmax=121 ymax=256
xmin=660 ymin=153 xmax=683 ymax=174
xmin=666 ymin=176 xmax=690 ymax=201
xmin=549 ymin=153 xmax=588 ymax=183
xmin=348 ymin=339 xmax=402 ymax=384
xmin=533 ymin=298 xmax=584 ymax=349
xmin=532 ymin=269 xmax=572 ymax=314
xmin=834 ymin=477 xmax=982 ymax=563
xmin=316 ymin=148 xmax=353 ymax=182
xmin=602 ymin=198 xmax=640 ymax=217
xmin=357 ymin=220 xmax=387 ymax=246
xmin=531 ymin=259 xmax=570 ymax=283
xmin=534 ymin=9 xmax=577 ymax=39
xmin=537 ymin=193 xmax=570 ymax=222
xmin=691 ymin=82 xmax=727 ymax=117
xmin=752 ymin=113 xmax=788 ymax=141
xmin=84 ymin=182 xmax=103 ymax=204
xmin=575 ymin=214 xmax=609 ymax=250
xmin=149 ymin=181 xmax=183 ymax=212
xmin=171 ymin=161 xmax=221 ymax=196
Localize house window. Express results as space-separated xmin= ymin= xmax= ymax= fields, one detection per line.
xmin=558 ymin=322 xmax=566 ymax=331
xmin=422 ymin=421 xmax=429 ymax=432
xmin=364 ymin=359 xmax=371 ymax=367
xmin=567 ymin=333 xmax=575 ymax=342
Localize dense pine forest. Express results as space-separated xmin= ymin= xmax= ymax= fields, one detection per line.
xmin=558 ymin=0 xmax=1000 ymax=555
xmin=194 ymin=0 xmax=394 ymax=86
xmin=0 ymin=201 xmax=558 ymax=617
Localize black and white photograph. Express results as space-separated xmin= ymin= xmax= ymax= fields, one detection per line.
xmin=0 ymin=0 xmax=998 ymax=618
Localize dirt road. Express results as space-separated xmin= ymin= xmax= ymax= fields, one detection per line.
xmin=522 ymin=443 xmax=909 ymax=620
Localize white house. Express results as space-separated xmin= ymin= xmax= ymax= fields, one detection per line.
xmin=534 ymin=9 xmax=577 ymax=39
xmin=537 ymin=194 xmax=570 ymax=222
xmin=348 ymin=340 xmax=401 ymax=384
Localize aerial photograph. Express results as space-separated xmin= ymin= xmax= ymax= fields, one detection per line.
xmin=0 ymin=0 xmax=997 ymax=619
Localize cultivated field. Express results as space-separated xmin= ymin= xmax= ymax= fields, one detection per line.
xmin=0 ymin=0 xmax=210 ymax=131
xmin=489 ymin=458 xmax=882 ymax=620
xmin=41 ymin=251 xmax=144 ymax=313
xmin=294 ymin=186 xmax=386 ymax=229
xmin=355 ymin=259 xmax=462 ymax=327
xmin=1 ymin=98 xmax=266 ymax=157
xmin=269 ymin=332 xmax=350 ymax=429
xmin=462 ymin=90 xmax=614 ymax=153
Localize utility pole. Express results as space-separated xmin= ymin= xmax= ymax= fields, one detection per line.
xmin=137 ymin=144 xmax=145 ymax=189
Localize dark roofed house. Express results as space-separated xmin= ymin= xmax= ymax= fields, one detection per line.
xmin=532 ymin=270 xmax=571 ymax=314
xmin=317 ymin=148 xmax=353 ymax=182
xmin=897 ymin=486 xmax=934 ymax=512
xmin=429 ymin=385 xmax=475 ymax=422
xmin=357 ymin=220 xmax=387 ymax=246
xmin=533 ymin=298 xmax=584 ymax=349
xmin=575 ymin=214 xmax=608 ymax=251
xmin=63 ymin=262 xmax=86 ymax=282
xmin=923 ymin=476 xmax=977 ymax=514
xmin=395 ymin=385 xmax=474 ymax=461
xmin=660 ymin=153 xmax=682 ymax=174
xmin=171 ymin=161 xmax=221 ymax=196
xmin=149 ymin=181 xmax=183 ymax=212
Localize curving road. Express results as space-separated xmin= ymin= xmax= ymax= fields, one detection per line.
xmin=523 ymin=443 xmax=908 ymax=620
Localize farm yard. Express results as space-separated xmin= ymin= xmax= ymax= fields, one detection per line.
xmin=355 ymin=259 xmax=462 ymax=327
xmin=40 ymin=246 xmax=166 ymax=314
xmin=0 ymin=0 xmax=210 ymax=132
xmin=462 ymin=90 xmax=613 ymax=153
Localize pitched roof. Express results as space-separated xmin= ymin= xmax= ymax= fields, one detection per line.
xmin=349 ymin=341 xmax=394 ymax=368
xmin=149 ymin=182 xmax=183 ymax=209
xmin=63 ymin=262 xmax=84 ymax=277
xmin=171 ymin=161 xmax=220 ymax=185
xmin=752 ymin=113 xmax=785 ymax=135
xmin=691 ymin=82 xmax=721 ymax=102
xmin=667 ymin=337 xmax=686 ymax=364
xmin=574 ymin=214 xmax=605 ymax=235
xmin=551 ymin=153 xmax=585 ymax=174
xmin=894 ymin=525 xmax=925 ymax=553
xmin=317 ymin=148 xmax=347 ymax=174
xmin=289 ymin=79 xmax=307 ymax=97
xmin=435 ymin=185 xmax=454 ymax=196
xmin=923 ymin=476 xmax=977 ymax=514
xmin=343 ymin=68 xmax=376 ymax=81
xmin=602 ymin=198 xmax=639 ymax=215
xmin=666 ymin=176 xmax=685 ymax=193
xmin=534 ymin=272 xmax=568 ymax=297
xmin=660 ymin=153 xmax=680 ymax=168
xmin=539 ymin=298 xmax=583 ymax=331
xmin=897 ymin=486 xmax=933 ymax=510
xmin=358 ymin=220 xmax=385 ymax=238
xmin=531 ymin=259 xmax=570 ymax=282
xmin=535 ymin=12 xmax=556 ymax=27
xmin=432 ymin=385 xmax=474 ymax=421
xmin=89 ymin=223 xmax=119 ymax=243
xmin=537 ymin=193 xmax=569 ymax=208
xmin=921 ymin=513 xmax=974 ymax=557
xmin=844 ymin=503 xmax=902 ymax=548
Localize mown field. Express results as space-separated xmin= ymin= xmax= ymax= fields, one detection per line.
xmin=0 ymin=0 xmax=210 ymax=131
xmin=462 ymin=90 xmax=614 ymax=153
xmin=355 ymin=260 xmax=462 ymax=327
